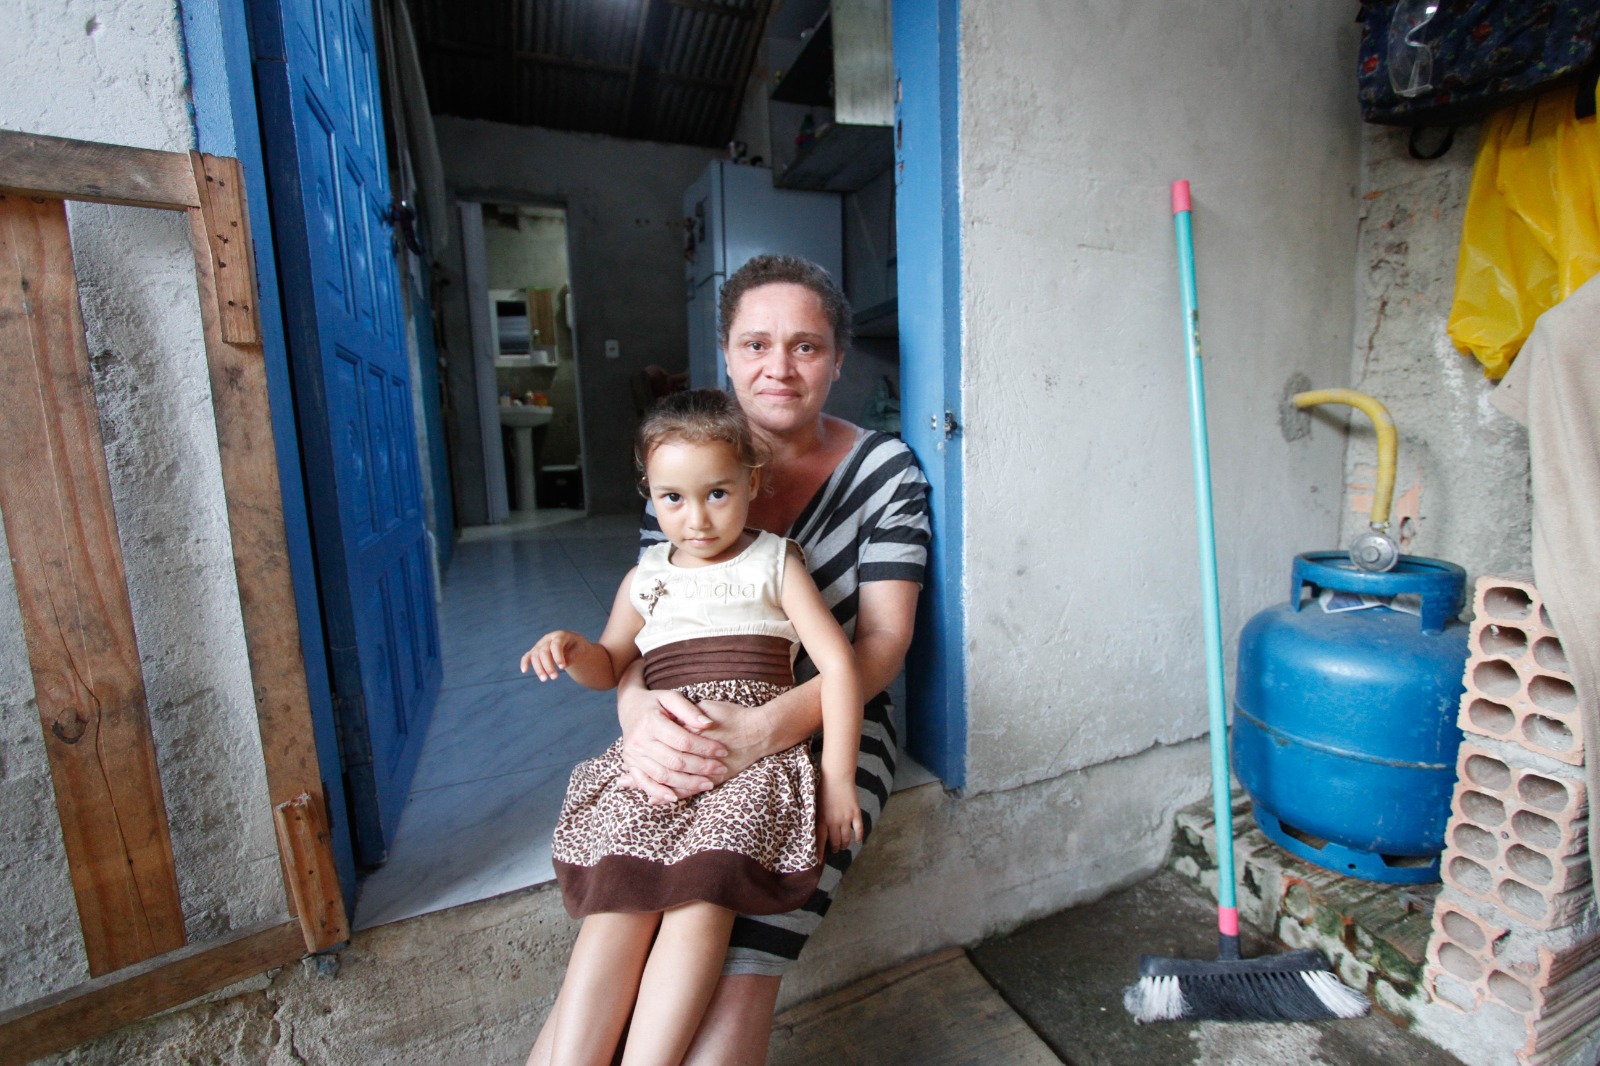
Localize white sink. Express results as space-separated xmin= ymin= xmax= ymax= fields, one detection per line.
xmin=500 ymin=404 xmax=553 ymax=429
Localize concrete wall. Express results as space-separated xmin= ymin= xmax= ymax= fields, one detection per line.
xmin=1339 ymin=122 xmax=1530 ymax=584
xmin=433 ymin=121 xmax=719 ymax=518
xmin=959 ymin=1 xmax=1363 ymax=796
xmin=483 ymin=208 xmax=570 ymax=292
xmin=1 ymin=0 xmax=280 ymax=1011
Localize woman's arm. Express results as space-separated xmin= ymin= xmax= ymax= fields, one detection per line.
xmin=617 ymin=578 xmax=920 ymax=798
xmin=779 ymin=548 xmax=865 ymax=850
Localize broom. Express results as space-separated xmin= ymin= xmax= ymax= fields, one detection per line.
xmin=1122 ymin=181 xmax=1371 ymax=1024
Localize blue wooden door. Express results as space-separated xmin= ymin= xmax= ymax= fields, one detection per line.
xmin=251 ymin=0 xmax=441 ymax=864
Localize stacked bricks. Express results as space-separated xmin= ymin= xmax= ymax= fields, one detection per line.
xmin=1425 ymin=575 xmax=1600 ymax=1066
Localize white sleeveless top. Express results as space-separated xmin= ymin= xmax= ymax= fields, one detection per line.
xmin=630 ymin=530 xmax=800 ymax=655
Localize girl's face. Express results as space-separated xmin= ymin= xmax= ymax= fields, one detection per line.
xmin=723 ymin=282 xmax=842 ymax=439
xmin=646 ymin=437 xmax=759 ymax=566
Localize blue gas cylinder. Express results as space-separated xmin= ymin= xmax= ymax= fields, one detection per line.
xmin=1232 ymin=552 xmax=1469 ymax=883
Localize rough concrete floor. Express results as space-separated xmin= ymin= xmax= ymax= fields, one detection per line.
xmin=968 ymin=869 xmax=1465 ymax=1066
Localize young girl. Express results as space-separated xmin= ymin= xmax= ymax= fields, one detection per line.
xmin=520 ymin=389 xmax=864 ymax=1066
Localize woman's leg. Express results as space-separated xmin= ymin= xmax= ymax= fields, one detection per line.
xmin=679 ymin=973 xmax=782 ymax=1066
xmin=619 ymin=902 xmax=737 ymax=1066
xmin=538 ymin=911 xmax=660 ymax=1066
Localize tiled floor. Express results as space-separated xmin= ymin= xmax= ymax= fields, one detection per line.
xmin=352 ymin=510 xmax=638 ymax=930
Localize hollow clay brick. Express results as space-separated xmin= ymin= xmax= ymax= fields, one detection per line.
xmin=1460 ymin=577 xmax=1583 ymax=766
xmin=1426 ymin=576 xmax=1600 ymax=1062
xmin=1425 ymin=900 xmax=1508 ymax=1012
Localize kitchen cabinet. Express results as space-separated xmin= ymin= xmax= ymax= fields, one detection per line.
xmin=769 ymin=0 xmax=893 ymax=192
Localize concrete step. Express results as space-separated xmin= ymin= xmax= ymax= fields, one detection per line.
xmin=767 ymin=947 xmax=1062 ymax=1065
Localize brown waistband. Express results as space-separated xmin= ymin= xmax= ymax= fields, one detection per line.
xmin=643 ymin=635 xmax=794 ymax=690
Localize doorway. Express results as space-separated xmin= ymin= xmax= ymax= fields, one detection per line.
xmin=453 ymin=200 xmax=588 ymax=530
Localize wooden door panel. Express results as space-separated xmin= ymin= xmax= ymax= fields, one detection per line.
xmin=319 ymin=0 xmax=348 ymax=103
xmin=363 ymin=363 xmax=398 ymax=531
xmin=346 ymin=3 xmax=381 ymax=154
xmin=0 ymin=131 xmax=349 ymax=1060
xmin=390 ymin=375 xmax=419 ymax=515
xmin=298 ymin=97 xmax=348 ymax=305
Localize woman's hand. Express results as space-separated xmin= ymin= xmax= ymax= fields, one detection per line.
xmin=617 ymin=684 xmax=730 ymax=804
xmin=616 ymin=662 xmax=819 ymax=802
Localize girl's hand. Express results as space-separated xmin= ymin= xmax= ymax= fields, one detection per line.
xmin=819 ymin=772 xmax=864 ymax=853
xmin=520 ymin=630 xmax=585 ymax=681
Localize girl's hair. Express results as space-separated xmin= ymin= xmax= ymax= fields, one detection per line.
xmin=718 ymin=254 xmax=852 ymax=355
xmin=634 ymin=389 xmax=768 ymax=489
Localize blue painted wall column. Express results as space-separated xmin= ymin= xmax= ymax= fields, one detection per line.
xmin=178 ymin=0 xmax=357 ymax=903
xmin=894 ymin=0 xmax=966 ymax=788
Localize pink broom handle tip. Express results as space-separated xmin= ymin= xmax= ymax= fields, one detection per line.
xmin=1171 ymin=180 xmax=1191 ymax=215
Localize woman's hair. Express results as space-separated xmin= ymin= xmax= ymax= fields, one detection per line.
xmin=718 ymin=254 xmax=853 ymax=355
xmin=634 ymin=389 xmax=769 ymax=488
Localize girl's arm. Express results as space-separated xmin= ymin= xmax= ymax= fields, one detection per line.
xmin=520 ymin=568 xmax=645 ymax=691
xmin=778 ymin=545 xmax=864 ymax=850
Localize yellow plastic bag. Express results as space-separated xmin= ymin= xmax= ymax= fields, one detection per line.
xmin=1448 ymin=85 xmax=1600 ymax=379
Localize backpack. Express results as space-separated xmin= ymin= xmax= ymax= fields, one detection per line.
xmin=1356 ymin=1 xmax=1600 ymax=157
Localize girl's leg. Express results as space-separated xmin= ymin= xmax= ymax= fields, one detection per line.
xmin=619 ymin=902 xmax=736 ymax=1066
xmin=543 ymin=911 xmax=661 ymax=1066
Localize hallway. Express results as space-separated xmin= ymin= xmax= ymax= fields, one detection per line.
xmin=353 ymin=512 xmax=638 ymax=930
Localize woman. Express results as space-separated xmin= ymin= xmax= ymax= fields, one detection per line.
xmin=527 ymin=254 xmax=930 ymax=1064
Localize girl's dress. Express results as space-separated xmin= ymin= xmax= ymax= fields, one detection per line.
xmin=551 ymin=530 xmax=823 ymax=918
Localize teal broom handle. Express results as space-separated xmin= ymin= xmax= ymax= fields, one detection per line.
xmin=1171 ymin=181 xmax=1237 ymax=927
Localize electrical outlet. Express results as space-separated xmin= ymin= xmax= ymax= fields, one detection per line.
xmin=605 ymin=339 xmax=620 ymax=359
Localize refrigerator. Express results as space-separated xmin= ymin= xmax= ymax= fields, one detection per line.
xmin=684 ymin=161 xmax=843 ymax=389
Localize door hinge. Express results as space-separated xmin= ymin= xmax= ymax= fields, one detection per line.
xmin=930 ymin=410 xmax=960 ymax=440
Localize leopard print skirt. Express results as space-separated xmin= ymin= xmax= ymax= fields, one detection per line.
xmin=551 ymin=679 xmax=823 ymax=918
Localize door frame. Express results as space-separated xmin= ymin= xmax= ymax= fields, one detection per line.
xmin=454 ymin=195 xmax=589 ymax=522
xmin=894 ymin=0 xmax=967 ymax=788
xmin=179 ymin=0 xmax=356 ymax=899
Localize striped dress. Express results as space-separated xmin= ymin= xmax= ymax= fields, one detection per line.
xmin=641 ymin=426 xmax=931 ymax=975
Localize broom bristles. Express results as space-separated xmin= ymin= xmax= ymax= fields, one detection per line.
xmin=1124 ymin=949 xmax=1370 ymax=1023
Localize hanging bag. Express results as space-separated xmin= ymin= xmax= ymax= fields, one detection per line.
xmin=1356 ymin=1 xmax=1600 ymax=157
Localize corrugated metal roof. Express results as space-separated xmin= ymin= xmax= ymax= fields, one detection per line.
xmin=409 ymin=0 xmax=771 ymax=147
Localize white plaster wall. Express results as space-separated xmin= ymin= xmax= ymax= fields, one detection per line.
xmin=483 ymin=210 xmax=570 ymax=291
xmin=960 ymin=1 xmax=1363 ymax=794
xmin=0 ymin=0 xmax=280 ymax=1010
xmin=1339 ymin=123 xmax=1530 ymax=585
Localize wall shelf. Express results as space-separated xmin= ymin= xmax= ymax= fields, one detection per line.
xmin=771 ymin=13 xmax=834 ymax=107
xmin=768 ymin=0 xmax=892 ymax=193
xmin=779 ymin=123 xmax=893 ymax=192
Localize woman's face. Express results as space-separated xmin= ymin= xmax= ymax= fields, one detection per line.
xmin=723 ymin=282 xmax=842 ymax=438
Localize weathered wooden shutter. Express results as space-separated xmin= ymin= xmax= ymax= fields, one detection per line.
xmin=0 ymin=129 xmax=345 ymax=1065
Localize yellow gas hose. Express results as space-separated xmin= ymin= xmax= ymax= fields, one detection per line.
xmin=1292 ymin=389 xmax=1397 ymax=528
